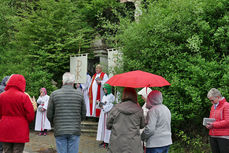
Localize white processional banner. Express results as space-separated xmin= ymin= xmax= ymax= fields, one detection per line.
xmin=107 ymin=48 xmax=123 ymax=78
xmin=70 ymin=54 xmax=88 ymax=83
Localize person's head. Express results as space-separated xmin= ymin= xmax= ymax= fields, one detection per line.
xmin=138 ymin=87 xmax=152 ymax=101
xmin=146 ymin=90 xmax=163 ymax=109
xmin=103 ymin=84 xmax=112 ymax=95
xmin=207 ymin=88 xmax=222 ymax=104
xmin=4 ymin=74 xmax=26 ymax=92
xmin=95 ymin=64 xmax=102 ymax=74
xmin=40 ymin=88 xmax=47 ymax=96
xmin=62 ymin=72 xmax=75 ymax=85
xmin=122 ymin=87 xmax=137 ymax=103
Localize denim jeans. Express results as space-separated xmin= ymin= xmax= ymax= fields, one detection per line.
xmin=146 ymin=145 xmax=170 ymax=153
xmin=55 ymin=135 xmax=80 ymax=153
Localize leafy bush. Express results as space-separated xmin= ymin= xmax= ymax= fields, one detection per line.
xmin=11 ymin=0 xmax=94 ymax=82
xmin=114 ymin=0 xmax=229 ymax=138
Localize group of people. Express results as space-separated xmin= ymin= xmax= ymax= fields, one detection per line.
xmin=0 ymin=73 xmax=86 ymax=153
xmin=0 ymin=69 xmax=228 ymax=153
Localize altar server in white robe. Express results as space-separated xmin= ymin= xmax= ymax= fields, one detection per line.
xmin=35 ymin=88 xmax=51 ymax=136
xmin=80 ymin=74 xmax=92 ymax=117
xmin=88 ymin=64 xmax=109 ymax=117
xmin=96 ymin=84 xmax=115 ymax=147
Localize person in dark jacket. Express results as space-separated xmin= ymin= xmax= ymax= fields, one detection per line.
xmin=0 ymin=74 xmax=35 ymax=153
xmin=0 ymin=76 xmax=10 ymax=153
xmin=107 ymin=87 xmax=145 ymax=153
xmin=0 ymin=76 xmax=10 ymax=93
xmin=47 ymin=72 xmax=86 ymax=153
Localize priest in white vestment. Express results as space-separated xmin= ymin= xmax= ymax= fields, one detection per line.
xmin=88 ymin=64 xmax=109 ymax=117
xmin=34 ymin=88 xmax=51 ymax=136
xmin=96 ymin=84 xmax=115 ymax=147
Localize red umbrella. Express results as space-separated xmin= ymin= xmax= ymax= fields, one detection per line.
xmin=106 ymin=70 xmax=170 ymax=88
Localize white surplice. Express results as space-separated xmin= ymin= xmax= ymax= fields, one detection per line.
xmin=96 ymin=93 xmax=115 ymax=143
xmin=90 ymin=72 xmax=109 ymax=117
xmin=34 ymin=95 xmax=51 ymax=131
xmin=81 ymin=74 xmax=92 ymax=117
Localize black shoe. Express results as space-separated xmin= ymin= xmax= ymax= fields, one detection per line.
xmin=99 ymin=142 xmax=104 ymax=148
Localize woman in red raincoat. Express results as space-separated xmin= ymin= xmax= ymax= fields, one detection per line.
xmin=0 ymin=74 xmax=35 ymax=153
xmin=206 ymin=88 xmax=229 ymax=153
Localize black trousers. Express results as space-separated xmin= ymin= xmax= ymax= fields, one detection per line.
xmin=0 ymin=142 xmax=2 ymax=153
xmin=210 ymin=137 xmax=229 ymax=153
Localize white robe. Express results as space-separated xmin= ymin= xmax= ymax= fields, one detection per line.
xmin=34 ymin=95 xmax=51 ymax=131
xmin=96 ymin=93 xmax=115 ymax=143
xmin=89 ymin=72 xmax=109 ymax=117
xmin=81 ymin=74 xmax=92 ymax=117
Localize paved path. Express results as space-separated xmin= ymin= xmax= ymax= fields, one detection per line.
xmin=23 ymin=131 xmax=107 ymax=153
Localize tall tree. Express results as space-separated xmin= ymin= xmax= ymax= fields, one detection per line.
xmin=12 ymin=0 xmax=94 ymax=82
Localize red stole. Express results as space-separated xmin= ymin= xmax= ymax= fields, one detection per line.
xmin=88 ymin=72 xmax=105 ymax=116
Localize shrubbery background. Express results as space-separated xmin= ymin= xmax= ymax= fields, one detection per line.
xmin=0 ymin=0 xmax=228 ymax=152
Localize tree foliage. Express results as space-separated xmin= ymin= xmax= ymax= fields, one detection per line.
xmin=0 ymin=1 xmax=229 ymax=151
xmin=114 ymin=0 xmax=229 ymax=138
xmin=11 ymin=0 xmax=94 ymax=83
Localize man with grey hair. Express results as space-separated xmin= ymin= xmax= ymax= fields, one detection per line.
xmin=47 ymin=72 xmax=86 ymax=153
xmin=206 ymin=88 xmax=229 ymax=153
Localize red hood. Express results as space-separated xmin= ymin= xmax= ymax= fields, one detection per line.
xmin=5 ymin=74 xmax=26 ymax=92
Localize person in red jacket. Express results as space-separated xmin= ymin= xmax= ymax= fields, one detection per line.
xmin=206 ymin=88 xmax=229 ymax=153
xmin=0 ymin=74 xmax=35 ymax=153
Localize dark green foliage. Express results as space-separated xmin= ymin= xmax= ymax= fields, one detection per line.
xmin=12 ymin=0 xmax=94 ymax=83
xmin=115 ymin=0 xmax=229 ymax=143
xmin=76 ymin=0 xmax=134 ymax=38
xmin=24 ymin=67 xmax=57 ymax=98
xmin=0 ymin=0 xmax=228 ymax=151
xmin=0 ymin=0 xmax=14 ymax=62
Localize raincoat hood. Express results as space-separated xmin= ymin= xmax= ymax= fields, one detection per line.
xmin=5 ymin=74 xmax=26 ymax=92
xmin=117 ymin=101 xmax=141 ymax=115
xmin=146 ymin=90 xmax=163 ymax=109
xmin=40 ymin=88 xmax=47 ymax=95
xmin=103 ymin=83 xmax=112 ymax=94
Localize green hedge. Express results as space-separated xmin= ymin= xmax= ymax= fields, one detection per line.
xmin=115 ymin=0 xmax=229 ymax=138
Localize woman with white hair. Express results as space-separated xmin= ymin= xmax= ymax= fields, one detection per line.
xmin=141 ymin=90 xmax=172 ymax=153
xmin=206 ymin=88 xmax=229 ymax=153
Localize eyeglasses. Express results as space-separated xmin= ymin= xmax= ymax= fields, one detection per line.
xmin=209 ymin=97 xmax=218 ymax=102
